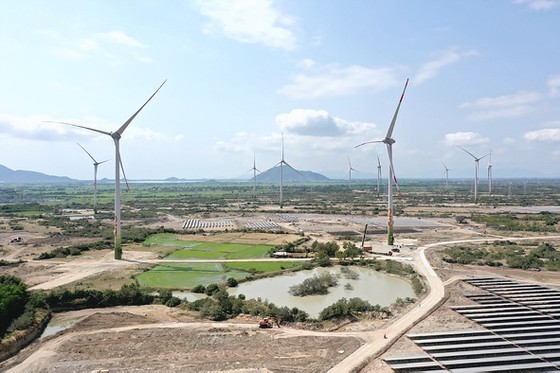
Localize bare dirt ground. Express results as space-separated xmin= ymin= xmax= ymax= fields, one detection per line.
xmin=3 ymin=306 xmax=362 ymax=373
xmin=2 ymin=211 xmax=560 ymax=372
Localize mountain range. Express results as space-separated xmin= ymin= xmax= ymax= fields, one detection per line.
xmin=0 ymin=164 xmax=331 ymax=184
xmin=0 ymin=164 xmax=75 ymax=184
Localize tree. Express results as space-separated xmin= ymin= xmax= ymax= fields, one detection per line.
xmin=343 ymin=241 xmax=361 ymax=261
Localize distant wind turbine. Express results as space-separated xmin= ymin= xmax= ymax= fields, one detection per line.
xmin=77 ymin=143 xmax=109 ymax=214
xmin=458 ymin=146 xmax=488 ymax=203
xmin=46 ymin=80 xmax=166 ymax=259
xmin=347 ymin=154 xmax=358 ymax=189
xmin=442 ymin=162 xmax=450 ymax=189
xmin=356 ymin=78 xmax=409 ymax=246
xmin=376 ymin=156 xmax=382 ymax=196
xmin=276 ymin=134 xmax=300 ymax=208
xmin=487 ymin=150 xmax=493 ymax=195
xmin=248 ymin=153 xmax=261 ymax=196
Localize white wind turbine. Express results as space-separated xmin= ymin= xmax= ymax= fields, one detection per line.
xmin=276 ymin=134 xmax=300 ymax=208
xmin=355 ymin=79 xmax=409 ymax=246
xmin=442 ymin=161 xmax=450 ymax=189
xmin=248 ymin=153 xmax=261 ymax=196
xmin=376 ymin=156 xmax=382 ymax=196
xmin=487 ymin=150 xmax=493 ymax=195
xmin=46 ymin=80 xmax=166 ymax=259
xmin=458 ymin=146 xmax=488 ymax=203
xmin=347 ymin=154 xmax=358 ymax=189
xmin=77 ymin=143 xmax=109 ymax=214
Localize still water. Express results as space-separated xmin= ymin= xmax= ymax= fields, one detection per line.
xmin=228 ymin=266 xmax=414 ymax=318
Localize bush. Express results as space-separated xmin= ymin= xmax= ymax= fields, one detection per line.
xmin=226 ymin=277 xmax=238 ymax=287
xmin=192 ymin=284 xmax=206 ymax=293
xmin=204 ymin=284 xmax=220 ymax=296
xmin=289 ymin=273 xmax=338 ymax=297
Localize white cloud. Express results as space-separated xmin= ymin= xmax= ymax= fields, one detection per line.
xmin=298 ymin=58 xmax=316 ymax=69
xmin=194 ymin=0 xmax=297 ymax=50
xmin=276 ymin=109 xmax=339 ymax=136
xmin=95 ymin=31 xmax=147 ymax=48
xmin=415 ymin=48 xmax=478 ymax=84
xmin=278 ymin=63 xmax=398 ymax=99
xmin=503 ymin=137 xmax=517 ymax=144
xmin=460 ymin=91 xmax=541 ymax=120
xmin=0 ymin=113 xmax=177 ymax=143
xmin=548 ymin=75 xmax=560 ymax=96
xmin=444 ymin=131 xmax=489 ymax=146
xmin=43 ymin=29 xmax=150 ymax=64
xmin=524 ymin=128 xmax=560 ymax=142
xmin=514 ymin=0 xmax=559 ymax=10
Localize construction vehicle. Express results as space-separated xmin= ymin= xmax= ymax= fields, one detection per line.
xmin=258 ymin=316 xmax=281 ymax=328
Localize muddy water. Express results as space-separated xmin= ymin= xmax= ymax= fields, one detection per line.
xmin=228 ymin=266 xmax=414 ymax=318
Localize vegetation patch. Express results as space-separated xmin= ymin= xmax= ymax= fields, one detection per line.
xmin=136 ymin=261 xmax=304 ymax=289
xmin=163 ymin=241 xmax=273 ymax=260
xmin=440 ymin=241 xmax=560 ymax=271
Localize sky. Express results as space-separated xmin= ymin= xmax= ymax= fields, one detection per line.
xmin=0 ymin=0 xmax=559 ymax=181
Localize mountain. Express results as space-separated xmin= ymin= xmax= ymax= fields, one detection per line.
xmin=0 ymin=164 xmax=75 ymax=184
xmin=254 ymin=165 xmax=330 ymax=183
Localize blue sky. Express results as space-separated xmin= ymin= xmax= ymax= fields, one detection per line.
xmin=0 ymin=0 xmax=559 ymax=180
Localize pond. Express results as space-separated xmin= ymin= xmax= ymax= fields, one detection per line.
xmin=176 ymin=266 xmax=415 ymax=318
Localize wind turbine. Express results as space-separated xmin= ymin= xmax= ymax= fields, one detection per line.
xmin=77 ymin=143 xmax=109 ymax=214
xmin=376 ymin=156 xmax=382 ymax=196
xmin=458 ymin=146 xmax=488 ymax=203
xmin=347 ymin=154 xmax=358 ymax=189
xmin=355 ymin=78 xmax=409 ymax=246
xmin=248 ymin=153 xmax=261 ymax=196
xmin=46 ymin=80 xmax=166 ymax=259
xmin=276 ymin=134 xmax=300 ymax=208
xmin=442 ymin=162 xmax=450 ymax=189
xmin=487 ymin=150 xmax=493 ymax=195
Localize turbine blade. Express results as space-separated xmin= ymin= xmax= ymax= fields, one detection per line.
xmin=457 ymin=146 xmax=477 ymax=159
xmin=283 ymin=161 xmax=302 ymax=176
xmin=115 ymin=79 xmax=167 ymax=136
xmin=385 ymin=78 xmax=409 ymax=139
xmin=77 ymin=143 xmax=97 ymax=163
xmin=98 ymin=159 xmax=110 ymax=165
xmin=118 ymin=154 xmax=130 ymax=192
xmin=354 ymin=139 xmax=383 ymax=148
xmin=377 ymin=156 xmax=381 ymax=167
xmin=387 ymin=144 xmax=401 ymax=195
xmin=44 ymin=121 xmax=112 ymax=136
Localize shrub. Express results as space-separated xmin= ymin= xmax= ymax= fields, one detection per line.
xmin=192 ymin=284 xmax=206 ymax=293
xmin=226 ymin=277 xmax=238 ymax=287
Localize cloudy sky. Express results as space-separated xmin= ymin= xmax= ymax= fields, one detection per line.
xmin=1 ymin=0 xmax=559 ymax=180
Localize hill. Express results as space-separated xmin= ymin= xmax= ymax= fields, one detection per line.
xmin=0 ymin=164 xmax=75 ymax=184
xmin=254 ymin=165 xmax=330 ymax=183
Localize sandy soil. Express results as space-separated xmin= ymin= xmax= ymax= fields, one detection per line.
xmin=4 ymin=306 xmax=361 ymax=373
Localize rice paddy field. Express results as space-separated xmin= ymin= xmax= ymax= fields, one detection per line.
xmin=136 ymin=261 xmax=303 ymax=289
xmin=138 ymin=233 xmax=303 ymax=288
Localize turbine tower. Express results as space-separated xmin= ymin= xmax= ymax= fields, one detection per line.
xmin=376 ymin=156 xmax=382 ymax=196
xmin=47 ymin=80 xmax=166 ymax=259
xmin=276 ymin=134 xmax=299 ymax=208
xmin=442 ymin=162 xmax=450 ymax=189
xmin=347 ymin=154 xmax=358 ymax=189
xmin=458 ymin=146 xmax=488 ymax=203
xmin=355 ymin=78 xmax=409 ymax=246
xmin=77 ymin=143 xmax=109 ymax=214
xmin=487 ymin=150 xmax=493 ymax=195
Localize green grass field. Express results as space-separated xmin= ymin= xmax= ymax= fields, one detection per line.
xmin=136 ymin=261 xmax=304 ymax=289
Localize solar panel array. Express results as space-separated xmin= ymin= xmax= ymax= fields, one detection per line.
xmin=384 ymin=277 xmax=560 ymax=372
xmin=182 ymin=219 xmax=235 ymax=229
